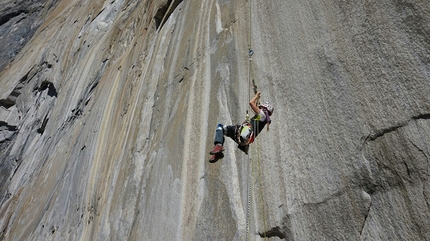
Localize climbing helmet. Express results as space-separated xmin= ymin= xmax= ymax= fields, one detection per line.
xmin=260 ymin=102 xmax=274 ymax=116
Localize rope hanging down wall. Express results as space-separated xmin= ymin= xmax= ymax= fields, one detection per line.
xmin=245 ymin=1 xmax=269 ymax=240
xmin=245 ymin=0 xmax=253 ymax=239
xmin=245 ymin=0 xmax=268 ymax=239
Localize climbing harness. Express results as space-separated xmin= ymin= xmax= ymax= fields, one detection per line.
xmin=237 ymin=122 xmax=255 ymax=145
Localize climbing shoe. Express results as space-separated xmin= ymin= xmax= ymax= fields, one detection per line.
xmin=209 ymin=152 xmax=224 ymax=163
xmin=209 ymin=144 xmax=224 ymax=155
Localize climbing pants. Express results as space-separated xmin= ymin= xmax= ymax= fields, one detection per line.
xmin=213 ymin=123 xmax=249 ymax=154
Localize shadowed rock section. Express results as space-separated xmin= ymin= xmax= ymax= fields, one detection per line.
xmin=0 ymin=0 xmax=53 ymax=72
xmin=0 ymin=121 xmax=17 ymax=143
xmin=0 ymin=10 xmax=29 ymax=26
xmin=0 ymin=66 xmax=33 ymax=109
xmin=154 ymin=0 xmax=183 ymax=30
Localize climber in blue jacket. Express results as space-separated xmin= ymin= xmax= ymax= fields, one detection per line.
xmin=209 ymin=91 xmax=274 ymax=163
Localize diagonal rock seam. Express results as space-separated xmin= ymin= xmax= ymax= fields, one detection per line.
xmin=66 ymin=62 xmax=105 ymax=126
xmin=361 ymin=113 xmax=430 ymax=184
xmin=358 ymin=113 xmax=430 ymax=238
xmin=364 ymin=113 xmax=430 ymax=142
xmin=0 ymin=10 xmax=29 ymax=27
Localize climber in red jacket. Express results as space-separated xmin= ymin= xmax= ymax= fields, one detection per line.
xmin=209 ymin=91 xmax=274 ymax=163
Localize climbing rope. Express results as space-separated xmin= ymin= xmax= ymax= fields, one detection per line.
xmin=245 ymin=1 xmax=268 ymax=240
xmin=256 ymin=129 xmax=268 ymax=240
xmin=245 ymin=0 xmax=253 ymax=239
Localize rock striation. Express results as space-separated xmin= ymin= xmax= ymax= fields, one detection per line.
xmin=0 ymin=0 xmax=429 ymax=240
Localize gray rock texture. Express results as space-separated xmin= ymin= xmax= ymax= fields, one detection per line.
xmin=0 ymin=0 xmax=429 ymax=240
xmin=0 ymin=0 xmax=53 ymax=72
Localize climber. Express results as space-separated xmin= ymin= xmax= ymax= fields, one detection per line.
xmin=209 ymin=91 xmax=274 ymax=163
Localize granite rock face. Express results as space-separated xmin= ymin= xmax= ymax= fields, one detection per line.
xmin=0 ymin=0 xmax=54 ymax=72
xmin=0 ymin=0 xmax=429 ymax=240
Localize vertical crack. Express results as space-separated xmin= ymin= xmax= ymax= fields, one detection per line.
xmin=36 ymin=114 xmax=49 ymax=134
xmin=407 ymin=138 xmax=430 ymax=209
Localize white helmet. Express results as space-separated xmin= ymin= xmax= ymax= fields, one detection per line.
xmin=260 ymin=102 xmax=274 ymax=116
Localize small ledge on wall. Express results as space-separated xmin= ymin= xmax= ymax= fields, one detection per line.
xmin=154 ymin=0 xmax=183 ymax=30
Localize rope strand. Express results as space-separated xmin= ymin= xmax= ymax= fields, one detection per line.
xmin=245 ymin=0 xmax=253 ymax=240
xmin=246 ymin=0 xmax=268 ymax=239
xmin=257 ymin=133 xmax=268 ymax=240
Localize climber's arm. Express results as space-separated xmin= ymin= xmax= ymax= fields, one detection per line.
xmin=249 ymin=91 xmax=261 ymax=114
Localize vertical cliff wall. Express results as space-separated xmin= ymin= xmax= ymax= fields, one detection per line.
xmin=0 ymin=0 xmax=429 ymax=240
